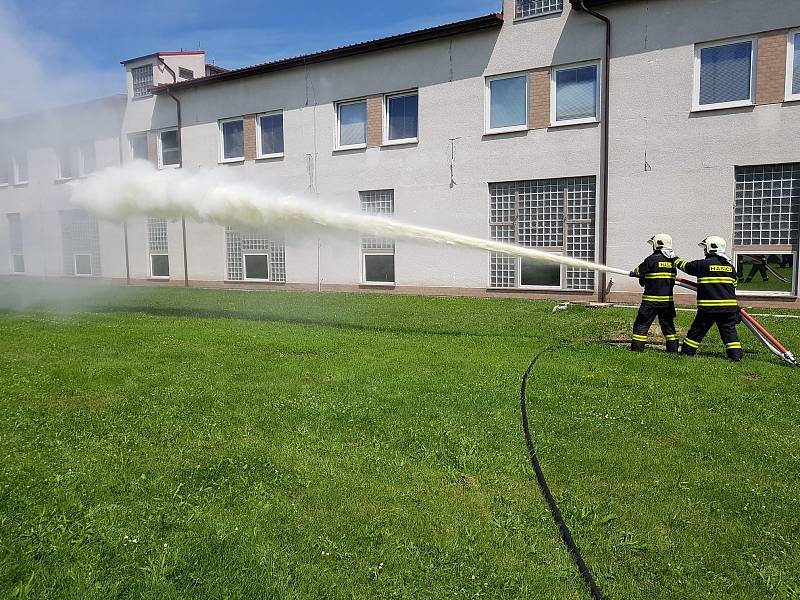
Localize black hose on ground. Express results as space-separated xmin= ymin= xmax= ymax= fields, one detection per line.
xmin=520 ymin=347 xmax=604 ymax=600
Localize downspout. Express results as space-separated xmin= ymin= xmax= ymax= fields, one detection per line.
xmin=571 ymin=0 xmax=611 ymax=303
xmin=157 ymin=56 xmax=190 ymax=288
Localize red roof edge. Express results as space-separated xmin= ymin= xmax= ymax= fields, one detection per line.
xmin=155 ymin=13 xmax=504 ymax=94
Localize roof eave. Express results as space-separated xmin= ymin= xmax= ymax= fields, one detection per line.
xmin=155 ymin=13 xmax=503 ymax=94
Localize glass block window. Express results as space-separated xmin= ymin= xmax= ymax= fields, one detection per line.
xmin=735 ymin=164 xmax=800 ymax=246
xmin=225 ymin=227 xmax=286 ymax=282
xmin=516 ymin=0 xmax=563 ymax=19
xmin=60 ymin=210 xmax=101 ymax=277
xmin=697 ymin=40 xmax=753 ymax=107
xmin=489 ymin=177 xmax=596 ymax=290
xmin=132 ymin=65 xmax=154 ymax=98
xmin=148 ymin=218 xmax=168 ymax=253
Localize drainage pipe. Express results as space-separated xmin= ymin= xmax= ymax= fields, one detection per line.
xmin=571 ymin=1 xmax=611 ymax=303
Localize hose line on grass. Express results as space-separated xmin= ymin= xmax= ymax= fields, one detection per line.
xmin=521 ymin=347 xmax=604 ymax=600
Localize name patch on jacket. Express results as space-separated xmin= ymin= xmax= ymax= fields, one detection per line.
xmin=658 ymin=262 xmax=673 ymax=268
xmin=709 ymin=265 xmax=733 ymax=272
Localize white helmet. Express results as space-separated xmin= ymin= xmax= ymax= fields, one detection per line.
xmin=648 ymin=233 xmax=673 ymax=251
xmin=699 ymin=236 xmax=727 ymax=255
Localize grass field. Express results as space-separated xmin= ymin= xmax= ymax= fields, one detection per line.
xmin=1 ymin=280 xmax=799 ymax=599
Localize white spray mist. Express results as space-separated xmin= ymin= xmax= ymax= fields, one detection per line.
xmin=70 ymin=162 xmax=629 ymax=277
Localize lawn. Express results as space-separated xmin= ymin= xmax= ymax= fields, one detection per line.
xmin=1 ymin=280 xmax=799 ymax=599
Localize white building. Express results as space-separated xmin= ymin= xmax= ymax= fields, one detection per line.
xmin=2 ymin=0 xmax=799 ymax=307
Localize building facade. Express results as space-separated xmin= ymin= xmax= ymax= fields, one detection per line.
xmin=2 ymin=0 xmax=799 ymax=306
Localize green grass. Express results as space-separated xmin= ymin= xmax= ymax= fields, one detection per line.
xmin=1 ymin=280 xmax=799 ymax=599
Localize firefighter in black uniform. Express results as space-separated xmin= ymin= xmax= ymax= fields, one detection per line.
xmin=629 ymin=233 xmax=679 ymax=352
xmin=675 ymin=236 xmax=743 ymax=361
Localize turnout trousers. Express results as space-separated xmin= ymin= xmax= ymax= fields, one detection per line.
xmin=681 ymin=310 xmax=743 ymax=361
xmin=631 ymin=303 xmax=678 ymax=352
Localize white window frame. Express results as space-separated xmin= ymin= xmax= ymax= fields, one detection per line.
xmin=383 ymin=90 xmax=419 ymax=146
xmin=129 ymin=133 xmax=148 ymax=162
xmin=517 ymin=253 xmax=564 ymax=290
xmin=10 ymin=254 xmax=25 ymax=274
xmin=242 ymin=251 xmax=271 ymax=282
xmin=786 ymin=29 xmax=800 ymax=102
xmin=157 ymin=128 xmax=181 ymax=169
xmin=734 ymin=251 xmax=797 ymax=298
xmin=73 ymin=253 xmax=93 ymax=277
xmin=12 ymin=154 xmax=28 ymax=185
xmin=361 ymin=250 xmax=395 ymax=286
xmin=485 ymin=73 xmax=529 ymax=135
xmin=550 ymin=61 xmax=602 ymax=127
xmin=693 ymin=37 xmax=757 ymax=112
xmin=335 ymin=99 xmax=368 ymax=151
xmin=255 ymin=110 xmax=285 ymax=159
xmin=149 ymin=253 xmax=170 ymax=279
xmin=218 ymin=117 xmax=245 ymax=163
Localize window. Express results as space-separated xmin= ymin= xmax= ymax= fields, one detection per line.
xmin=244 ymin=253 xmax=270 ymax=280
xmin=178 ymin=67 xmax=194 ymax=80
xmin=57 ymin=148 xmax=73 ymax=180
xmin=385 ymin=92 xmax=418 ymax=143
xmin=694 ymin=39 xmax=755 ymax=110
xmin=257 ymin=112 xmax=284 ymax=158
xmin=130 ymin=133 xmax=148 ymax=161
xmin=13 ymin=154 xmax=28 ymax=184
xmin=735 ymin=253 xmax=795 ymax=295
xmin=553 ymin=63 xmax=600 ymax=125
xmin=147 ymin=217 xmax=169 ymax=278
xmin=788 ymin=30 xmax=800 ymax=101
xmin=360 ymin=190 xmax=395 ymax=285
xmin=486 ymin=74 xmax=528 ymax=133
xmin=74 ymin=254 xmax=93 ymax=276
xmin=489 ymin=177 xmax=596 ymax=290
xmin=79 ymin=143 xmax=96 ymax=175
xmin=7 ymin=213 xmax=24 ymax=274
xmin=60 ymin=210 xmax=101 ymax=277
xmin=219 ymin=118 xmax=244 ymax=162
xmin=132 ymin=64 xmax=154 ymax=98
xmin=516 ymin=0 xmax=563 ymax=19
xmin=225 ymin=227 xmax=286 ymax=282
xmin=159 ymin=129 xmax=181 ymax=167
xmin=337 ymin=100 xmax=367 ymax=149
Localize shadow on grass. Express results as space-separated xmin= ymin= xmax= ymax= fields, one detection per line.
xmin=0 ymin=305 xmax=522 ymax=340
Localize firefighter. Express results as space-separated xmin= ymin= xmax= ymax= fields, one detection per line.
xmin=675 ymin=236 xmax=743 ymax=361
xmin=629 ymin=233 xmax=679 ymax=352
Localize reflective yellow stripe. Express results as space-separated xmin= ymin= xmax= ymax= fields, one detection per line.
xmin=644 ymin=273 xmax=676 ymax=279
xmin=683 ymin=338 xmax=701 ymax=349
xmin=698 ymin=277 xmax=737 ymax=284
xmin=676 ymin=259 xmax=689 ymax=269
xmin=725 ymin=342 xmax=742 ymax=349
xmin=632 ymin=334 xmax=648 ymax=342
xmin=697 ymin=299 xmax=738 ymax=306
xmin=665 ymin=335 xmax=679 ymax=341
xmin=633 ymin=267 xmax=640 ymax=276
xmin=642 ymin=295 xmax=673 ymax=302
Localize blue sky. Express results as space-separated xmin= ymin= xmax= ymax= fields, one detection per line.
xmin=2 ymin=0 xmax=501 ymax=116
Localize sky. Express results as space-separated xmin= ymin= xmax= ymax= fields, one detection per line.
xmin=0 ymin=0 xmax=501 ymax=117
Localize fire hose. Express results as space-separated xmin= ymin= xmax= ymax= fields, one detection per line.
xmin=675 ymin=277 xmax=798 ymax=367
